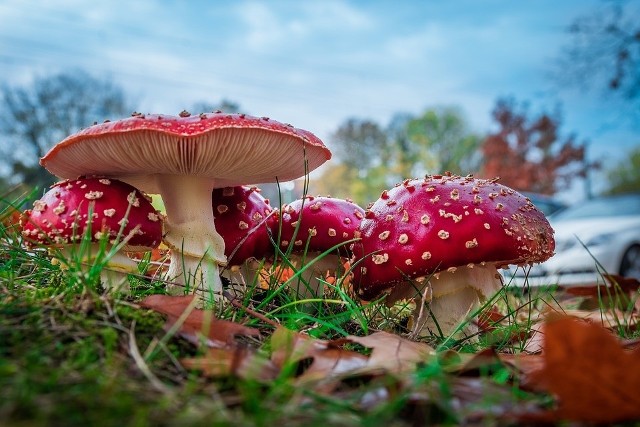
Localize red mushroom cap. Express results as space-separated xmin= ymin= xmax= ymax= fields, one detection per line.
xmin=21 ymin=177 xmax=163 ymax=251
xmin=351 ymin=175 xmax=555 ymax=300
xmin=212 ymin=185 xmax=277 ymax=265
xmin=39 ymin=112 xmax=331 ymax=193
xmin=278 ymin=196 xmax=365 ymax=254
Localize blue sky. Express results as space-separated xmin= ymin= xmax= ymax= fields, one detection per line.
xmin=1 ymin=0 xmax=638 ymax=197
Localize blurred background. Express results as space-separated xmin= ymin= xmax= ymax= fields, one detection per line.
xmin=1 ymin=0 xmax=638 ymax=208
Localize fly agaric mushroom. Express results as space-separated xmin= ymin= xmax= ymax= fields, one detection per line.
xmin=211 ymin=185 xmax=277 ymax=290
xmin=20 ymin=177 xmax=163 ymax=290
xmin=351 ymin=174 xmax=555 ymax=337
xmin=39 ymin=112 xmax=331 ymax=298
xmin=278 ymin=195 xmax=365 ymax=298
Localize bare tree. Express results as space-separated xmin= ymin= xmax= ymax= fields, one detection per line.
xmin=0 ymin=70 xmax=133 ymax=190
xmin=555 ymin=1 xmax=640 ymax=118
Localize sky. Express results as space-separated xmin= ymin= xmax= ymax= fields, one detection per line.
xmin=0 ymin=0 xmax=638 ymax=199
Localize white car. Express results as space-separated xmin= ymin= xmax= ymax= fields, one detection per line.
xmin=504 ymin=193 xmax=640 ymax=287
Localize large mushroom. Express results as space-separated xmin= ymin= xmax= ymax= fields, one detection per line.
xmin=277 ymin=195 xmax=365 ymax=298
xmin=20 ymin=177 xmax=163 ymax=290
xmin=351 ymin=174 xmax=555 ymax=337
xmin=39 ymin=112 xmax=331 ymax=297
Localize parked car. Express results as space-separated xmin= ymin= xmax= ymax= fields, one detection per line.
xmin=504 ymin=193 xmax=640 ymax=287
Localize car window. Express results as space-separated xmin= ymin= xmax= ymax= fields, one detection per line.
xmin=552 ymin=194 xmax=640 ymax=220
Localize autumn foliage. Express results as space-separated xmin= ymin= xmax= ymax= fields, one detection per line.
xmin=480 ymin=98 xmax=590 ymax=195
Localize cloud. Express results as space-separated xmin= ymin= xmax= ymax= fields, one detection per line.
xmin=234 ymin=0 xmax=374 ymax=51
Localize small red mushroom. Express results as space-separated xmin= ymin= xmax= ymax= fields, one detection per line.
xmin=20 ymin=177 xmax=163 ymax=291
xmin=39 ymin=112 xmax=331 ymax=298
xmin=351 ymin=174 xmax=555 ymax=337
xmin=211 ymin=185 xmax=277 ymax=288
xmin=277 ymin=195 xmax=365 ymax=297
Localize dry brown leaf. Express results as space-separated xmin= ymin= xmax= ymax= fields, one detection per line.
xmin=529 ymin=315 xmax=640 ymax=423
xmin=522 ymin=306 xmax=639 ymax=353
xmin=476 ymin=307 xmax=505 ymax=332
xmin=498 ymin=353 xmax=545 ymax=388
xmin=343 ymin=331 xmax=435 ymax=375
xmin=270 ymin=327 xmax=368 ymax=384
xmin=181 ymin=347 xmax=278 ymax=381
xmin=140 ymin=295 xmax=260 ymax=347
xmin=521 ymin=321 xmax=545 ymax=354
xmin=561 ymin=308 xmax=638 ymax=329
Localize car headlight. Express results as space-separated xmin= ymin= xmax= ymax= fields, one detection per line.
xmin=585 ymin=232 xmax=616 ymax=248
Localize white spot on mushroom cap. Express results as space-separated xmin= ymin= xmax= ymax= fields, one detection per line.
xmin=53 ymin=201 xmax=66 ymax=215
xmin=85 ymin=191 xmax=104 ymax=200
xmin=127 ymin=191 xmax=140 ymax=207
xmin=465 ymin=238 xmax=478 ymax=249
xmin=372 ymin=253 xmax=389 ymax=264
xmin=32 ymin=201 xmax=47 ymax=212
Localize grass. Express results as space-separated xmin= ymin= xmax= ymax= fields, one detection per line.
xmin=1 ymin=192 xmax=638 ymax=427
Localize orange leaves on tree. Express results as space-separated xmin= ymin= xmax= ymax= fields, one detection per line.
xmin=528 ymin=315 xmax=640 ymax=423
xmin=479 ymin=98 xmax=592 ymax=195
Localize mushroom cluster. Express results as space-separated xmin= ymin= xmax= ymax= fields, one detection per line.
xmin=351 ymin=174 xmax=555 ymax=337
xmin=32 ymin=110 xmax=555 ymax=339
xmin=39 ymin=112 xmax=331 ymax=298
xmin=21 ymin=177 xmax=163 ymax=290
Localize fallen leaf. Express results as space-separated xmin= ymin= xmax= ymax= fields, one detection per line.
xmin=140 ymin=295 xmax=260 ymax=347
xmin=1 ymin=206 xmax=22 ymax=229
xmin=270 ymin=327 xmax=368 ymax=383
xmin=521 ymin=321 xmax=544 ymax=354
xmin=343 ymin=331 xmax=435 ymax=375
xmin=561 ymin=308 xmax=638 ymax=329
xmin=476 ymin=307 xmax=505 ymax=332
xmin=258 ymin=265 xmax=296 ymax=289
xmin=529 ymin=315 xmax=640 ymax=423
xmin=181 ymin=347 xmax=278 ymax=381
xmin=604 ymin=274 xmax=640 ymax=293
xmin=522 ymin=306 xmax=639 ymax=353
xmin=498 ymin=353 xmax=545 ymax=389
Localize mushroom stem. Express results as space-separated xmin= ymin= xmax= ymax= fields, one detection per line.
xmin=389 ymin=264 xmax=503 ymax=338
xmin=156 ymin=175 xmax=226 ymax=296
xmin=58 ymin=244 xmax=139 ymax=293
xmin=285 ymin=252 xmax=343 ymax=299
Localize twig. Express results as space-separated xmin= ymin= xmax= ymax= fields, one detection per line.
xmin=222 ymin=289 xmax=280 ymax=328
